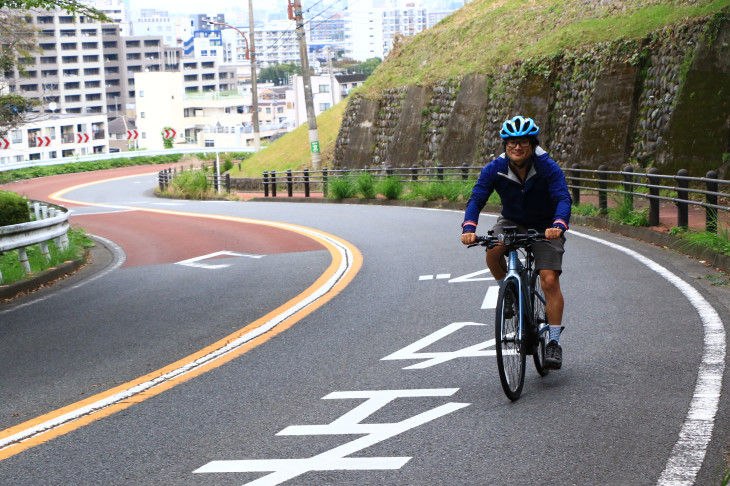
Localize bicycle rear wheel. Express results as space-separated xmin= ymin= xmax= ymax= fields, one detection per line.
xmin=531 ymin=271 xmax=550 ymax=377
xmin=495 ymin=279 xmax=525 ymax=400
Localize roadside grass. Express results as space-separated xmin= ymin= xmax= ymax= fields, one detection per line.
xmin=669 ymin=226 xmax=730 ymax=256
xmin=0 ymin=226 xmax=93 ymax=286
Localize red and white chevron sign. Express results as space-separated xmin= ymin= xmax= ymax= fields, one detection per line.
xmin=76 ymin=133 xmax=90 ymax=143
xmin=163 ymin=128 xmax=177 ymax=139
xmin=127 ymin=130 xmax=139 ymax=140
xmin=37 ymin=136 xmax=51 ymax=147
xmin=1 ymin=138 xmax=9 ymax=149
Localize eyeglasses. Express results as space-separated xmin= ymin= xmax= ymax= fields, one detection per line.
xmin=506 ymin=139 xmax=531 ymax=148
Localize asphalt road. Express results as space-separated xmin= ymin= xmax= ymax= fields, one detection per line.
xmin=1 ymin=167 xmax=729 ymax=485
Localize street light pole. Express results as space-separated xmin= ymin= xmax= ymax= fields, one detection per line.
xmin=208 ymin=20 xmax=260 ymax=152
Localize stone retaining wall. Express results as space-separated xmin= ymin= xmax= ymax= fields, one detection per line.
xmin=334 ymin=15 xmax=729 ymax=178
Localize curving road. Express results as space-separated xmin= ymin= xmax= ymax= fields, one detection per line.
xmin=1 ymin=166 xmax=729 ymax=485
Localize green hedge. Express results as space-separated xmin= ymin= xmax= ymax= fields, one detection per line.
xmin=0 ymin=191 xmax=30 ymax=226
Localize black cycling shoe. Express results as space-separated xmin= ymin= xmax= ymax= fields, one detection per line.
xmin=544 ymin=340 xmax=562 ymax=370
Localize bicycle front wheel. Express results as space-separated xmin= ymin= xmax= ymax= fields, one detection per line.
xmin=495 ymin=279 xmax=525 ymax=400
xmin=531 ymin=271 xmax=550 ymax=377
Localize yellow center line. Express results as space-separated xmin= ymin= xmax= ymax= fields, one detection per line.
xmin=0 ymin=173 xmax=362 ymax=461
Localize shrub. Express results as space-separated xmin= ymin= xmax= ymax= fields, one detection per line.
xmin=0 ymin=191 xmax=30 ymax=226
xmin=356 ymin=171 xmax=377 ymax=199
xmin=170 ymin=171 xmax=210 ymax=199
xmin=328 ymin=172 xmax=358 ymax=199
xmin=376 ymin=176 xmax=404 ymax=200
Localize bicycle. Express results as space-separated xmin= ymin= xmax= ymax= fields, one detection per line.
xmin=469 ymin=227 xmax=550 ymax=401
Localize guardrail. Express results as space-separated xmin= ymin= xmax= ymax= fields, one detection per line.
xmin=0 ymin=146 xmax=256 ymax=173
xmin=260 ymin=164 xmax=730 ymax=233
xmin=0 ymin=201 xmax=70 ymax=283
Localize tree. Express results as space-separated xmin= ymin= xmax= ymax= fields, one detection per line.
xmin=161 ymin=127 xmax=173 ymax=149
xmin=0 ymin=1 xmax=109 ymax=136
xmin=358 ymin=57 xmax=382 ymax=76
xmin=258 ymin=64 xmax=300 ymax=86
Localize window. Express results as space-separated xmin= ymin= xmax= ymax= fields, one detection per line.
xmin=205 ymin=140 xmax=215 ymax=147
xmin=10 ymin=130 xmax=22 ymax=143
xmin=319 ymin=103 xmax=330 ymax=111
xmin=140 ymin=112 xmax=145 ymax=118
xmin=319 ymin=84 xmax=329 ymax=93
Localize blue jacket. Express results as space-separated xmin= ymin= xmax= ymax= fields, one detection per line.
xmin=462 ymin=147 xmax=572 ymax=233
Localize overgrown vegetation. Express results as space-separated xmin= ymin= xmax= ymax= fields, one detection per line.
xmin=0 ymin=190 xmax=31 ymax=225
xmin=0 ymin=226 xmax=93 ymax=286
xmin=670 ymin=226 xmax=730 ymax=256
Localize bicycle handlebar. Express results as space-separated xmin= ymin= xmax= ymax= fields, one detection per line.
xmin=468 ymin=228 xmax=546 ymax=250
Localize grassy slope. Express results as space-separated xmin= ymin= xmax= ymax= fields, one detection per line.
xmin=235 ymin=0 xmax=730 ymax=177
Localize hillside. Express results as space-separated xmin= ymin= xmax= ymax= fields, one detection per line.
xmin=236 ymin=0 xmax=730 ymax=176
xmin=363 ymin=0 xmax=730 ymax=96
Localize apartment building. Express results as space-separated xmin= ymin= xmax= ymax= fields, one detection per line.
xmin=3 ymin=10 xmax=107 ymax=116
xmin=101 ymin=24 xmax=182 ymax=120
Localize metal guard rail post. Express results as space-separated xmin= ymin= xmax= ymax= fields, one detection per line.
xmin=0 ymin=201 xmax=70 ymax=282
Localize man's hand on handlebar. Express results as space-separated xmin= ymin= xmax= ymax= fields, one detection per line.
xmin=461 ymin=232 xmax=477 ymax=245
xmin=544 ymin=227 xmax=563 ymax=240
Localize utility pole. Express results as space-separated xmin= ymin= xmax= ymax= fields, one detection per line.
xmin=290 ymin=0 xmax=322 ymax=169
xmin=326 ymin=47 xmax=336 ymax=107
xmin=247 ymin=0 xmax=260 ymax=152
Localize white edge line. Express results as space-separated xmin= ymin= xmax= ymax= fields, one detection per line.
xmin=571 ymin=229 xmax=726 ymax=486
xmin=0 ymin=223 xmax=353 ymax=451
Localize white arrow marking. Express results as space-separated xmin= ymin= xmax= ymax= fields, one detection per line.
xmin=176 ymin=251 xmax=264 ymax=269
xmin=448 ymin=268 xmax=494 ymax=283
xmin=382 ymin=322 xmax=495 ymax=369
xmin=481 ymin=285 xmax=499 ymax=309
xmin=195 ymin=389 xmax=469 ymax=485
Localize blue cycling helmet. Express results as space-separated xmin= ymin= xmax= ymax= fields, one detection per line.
xmin=499 ymin=116 xmax=540 ymax=139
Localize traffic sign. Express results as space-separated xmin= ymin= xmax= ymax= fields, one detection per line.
xmin=163 ymin=129 xmax=177 ymax=139
xmin=1 ymin=138 xmax=9 ymax=149
xmin=37 ymin=136 xmax=51 ymax=147
xmin=76 ymin=133 xmax=90 ymax=143
xmin=127 ymin=130 xmax=139 ymax=140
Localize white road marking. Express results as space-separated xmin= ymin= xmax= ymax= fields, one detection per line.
xmin=382 ymin=322 xmax=495 ymax=369
xmin=194 ymin=388 xmax=469 ymax=485
xmin=481 ymin=285 xmax=499 ymax=309
xmin=419 ymin=275 xmax=434 ymax=280
xmin=175 ymin=251 xmax=264 ymax=269
xmin=448 ymin=268 xmax=494 ymax=283
xmin=572 ymin=230 xmax=726 ymax=486
xmin=0 ymin=224 xmax=357 ymax=455
xmin=436 ymin=273 xmax=451 ymax=279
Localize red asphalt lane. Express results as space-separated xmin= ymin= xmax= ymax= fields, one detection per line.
xmin=1 ymin=164 xmax=324 ymax=267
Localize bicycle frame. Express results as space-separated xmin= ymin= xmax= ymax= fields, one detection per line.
xmin=504 ymin=249 xmax=532 ymax=350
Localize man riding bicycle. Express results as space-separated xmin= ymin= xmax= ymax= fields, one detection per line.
xmin=461 ymin=116 xmax=571 ymax=370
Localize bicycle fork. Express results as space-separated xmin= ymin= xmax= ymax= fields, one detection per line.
xmin=503 ymin=250 xmax=526 ymax=348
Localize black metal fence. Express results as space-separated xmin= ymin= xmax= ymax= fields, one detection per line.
xmin=261 ymin=164 xmax=730 ymax=233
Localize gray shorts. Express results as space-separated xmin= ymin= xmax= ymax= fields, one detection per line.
xmin=492 ymin=216 xmax=565 ymax=273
